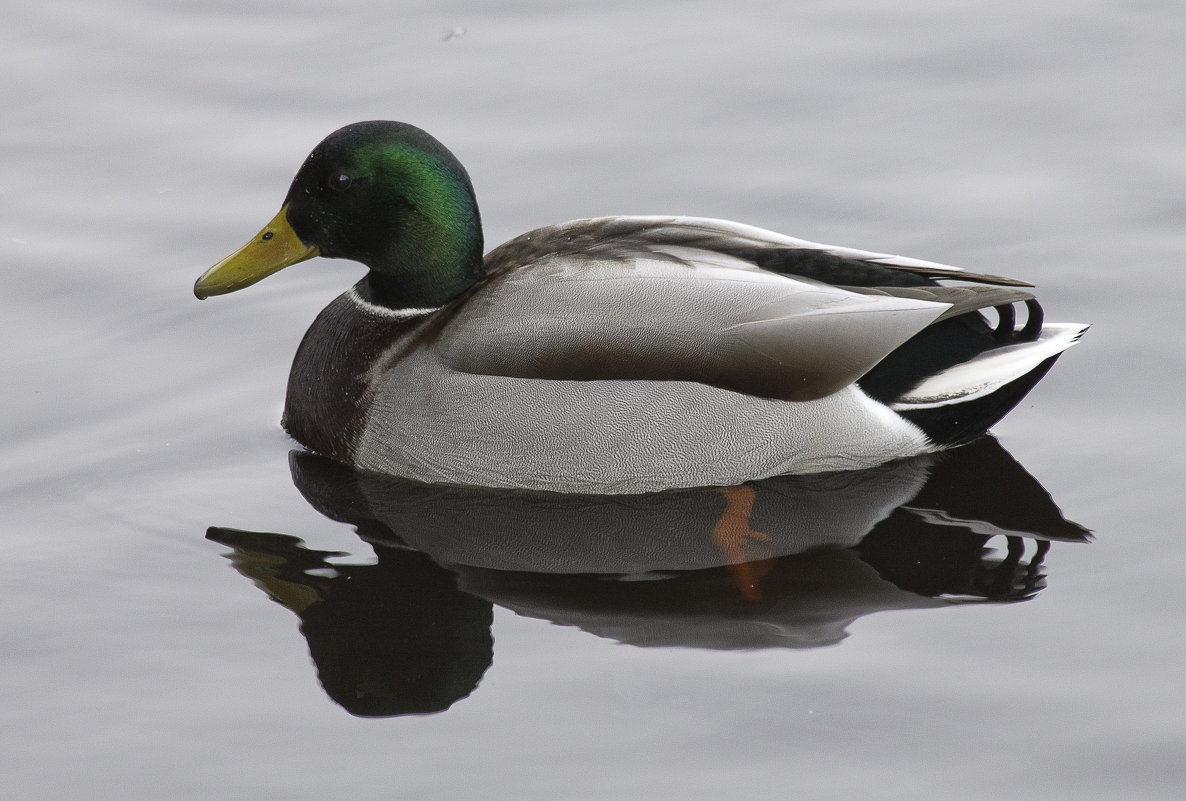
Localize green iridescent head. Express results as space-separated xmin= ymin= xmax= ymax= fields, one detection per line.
xmin=196 ymin=121 xmax=484 ymax=309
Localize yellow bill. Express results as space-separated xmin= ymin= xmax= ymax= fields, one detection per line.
xmin=194 ymin=205 xmax=319 ymax=299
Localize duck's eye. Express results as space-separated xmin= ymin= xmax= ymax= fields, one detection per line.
xmin=327 ymin=172 xmax=352 ymax=191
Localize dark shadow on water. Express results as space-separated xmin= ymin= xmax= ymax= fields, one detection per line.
xmin=205 ymin=436 xmax=1089 ymax=717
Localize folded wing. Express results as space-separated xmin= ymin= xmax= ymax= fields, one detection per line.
xmin=441 ymin=222 xmax=954 ymax=401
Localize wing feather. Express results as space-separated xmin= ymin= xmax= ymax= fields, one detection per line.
xmin=449 ymin=226 xmax=954 ymax=401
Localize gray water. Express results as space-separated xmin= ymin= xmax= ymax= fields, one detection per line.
xmin=3 ymin=1 xmax=1184 ymax=799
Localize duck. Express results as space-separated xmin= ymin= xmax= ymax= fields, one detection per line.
xmin=194 ymin=121 xmax=1087 ymax=494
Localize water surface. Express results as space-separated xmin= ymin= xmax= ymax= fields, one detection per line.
xmin=3 ymin=2 xmax=1184 ymax=799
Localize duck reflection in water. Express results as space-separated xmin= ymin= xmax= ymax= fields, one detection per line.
xmin=206 ymin=436 xmax=1088 ymax=717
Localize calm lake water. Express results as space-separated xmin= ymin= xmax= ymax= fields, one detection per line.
xmin=4 ymin=1 xmax=1184 ymax=799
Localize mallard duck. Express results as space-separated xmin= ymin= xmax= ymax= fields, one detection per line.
xmin=195 ymin=121 xmax=1087 ymax=494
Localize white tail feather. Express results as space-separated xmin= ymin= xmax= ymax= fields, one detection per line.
xmin=891 ymin=323 xmax=1089 ymax=410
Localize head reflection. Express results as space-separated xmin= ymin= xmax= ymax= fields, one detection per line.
xmin=207 ymin=528 xmax=492 ymax=717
